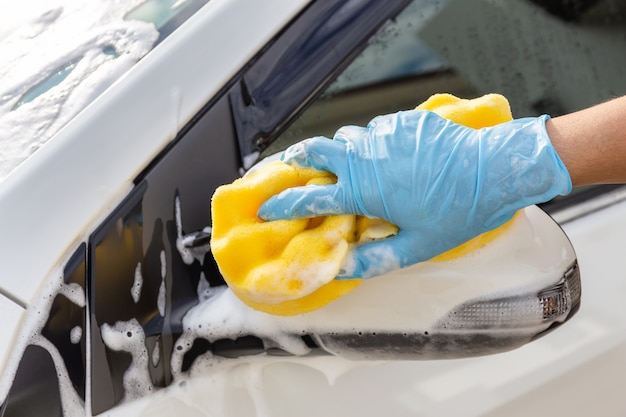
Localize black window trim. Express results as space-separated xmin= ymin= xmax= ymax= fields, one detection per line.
xmin=134 ymin=0 xmax=411 ymax=182
xmin=84 ymin=1 xmax=413 ymax=414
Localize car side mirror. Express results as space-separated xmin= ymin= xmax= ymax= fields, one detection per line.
xmin=176 ymin=155 xmax=580 ymax=361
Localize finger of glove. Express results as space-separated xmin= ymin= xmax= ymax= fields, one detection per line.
xmin=257 ymin=183 xmax=349 ymax=221
xmin=336 ymin=233 xmax=424 ymax=280
xmin=281 ymin=136 xmax=347 ymax=175
xmin=332 ymin=125 xmax=373 ymax=148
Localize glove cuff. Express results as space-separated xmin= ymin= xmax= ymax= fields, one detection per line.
xmin=537 ymin=114 xmax=573 ymax=196
xmin=477 ymin=114 xmax=572 ymax=230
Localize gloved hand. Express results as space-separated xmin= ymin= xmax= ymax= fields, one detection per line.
xmin=257 ymin=110 xmax=571 ymax=279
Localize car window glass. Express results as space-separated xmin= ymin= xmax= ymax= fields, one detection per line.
xmin=264 ymin=0 xmax=626 ymax=183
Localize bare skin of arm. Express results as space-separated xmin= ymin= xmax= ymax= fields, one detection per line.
xmin=546 ymin=96 xmax=626 ymax=188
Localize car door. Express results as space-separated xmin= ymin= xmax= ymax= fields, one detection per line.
xmin=0 ymin=0 xmax=410 ymax=415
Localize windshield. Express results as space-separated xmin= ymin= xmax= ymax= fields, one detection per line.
xmin=0 ymin=0 xmax=208 ymax=183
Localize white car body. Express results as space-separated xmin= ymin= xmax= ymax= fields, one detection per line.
xmin=1 ymin=0 xmax=625 ymax=415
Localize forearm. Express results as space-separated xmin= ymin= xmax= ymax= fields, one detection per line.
xmin=546 ymin=96 xmax=626 ymax=188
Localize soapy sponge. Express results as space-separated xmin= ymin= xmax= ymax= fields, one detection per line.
xmin=211 ymin=93 xmax=516 ymax=315
xmin=210 ymin=162 xmax=397 ymax=315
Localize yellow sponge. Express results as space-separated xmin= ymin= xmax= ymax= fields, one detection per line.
xmin=416 ymin=93 xmax=518 ymax=261
xmin=415 ymin=93 xmax=513 ymax=128
xmin=211 ymin=93 xmax=516 ymax=315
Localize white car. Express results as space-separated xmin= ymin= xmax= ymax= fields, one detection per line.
xmin=0 ymin=0 xmax=625 ymax=416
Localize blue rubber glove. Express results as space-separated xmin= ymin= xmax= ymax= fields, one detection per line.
xmin=258 ymin=110 xmax=571 ymax=279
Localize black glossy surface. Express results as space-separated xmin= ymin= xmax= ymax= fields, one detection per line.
xmin=88 ymin=96 xmax=242 ymax=414
xmin=229 ymin=0 xmax=410 ymax=166
xmin=0 ymin=345 xmax=62 ymax=417
xmin=41 ymin=243 xmax=87 ymax=401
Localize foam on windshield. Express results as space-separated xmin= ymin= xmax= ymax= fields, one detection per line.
xmin=0 ymin=0 xmax=158 ymax=182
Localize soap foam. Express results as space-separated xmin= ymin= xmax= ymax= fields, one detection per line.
xmin=175 ymin=287 xmax=312 ymax=358
xmin=101 ymin=318 xmax=155 ymax=400
xmin=31 ymin=334 xmax=85 ymax=416
xmin=158 ymin=250 xmax=167 ymax=316
xmin=0 ymin=0 xmax=158 ymax=182
xmin=132 ymin=261 xmax=143 ymax=303
xmin=0 ymin=272 xmax=88 ymax=415
xmin=70 ymin=325 xmax=82 ymax=344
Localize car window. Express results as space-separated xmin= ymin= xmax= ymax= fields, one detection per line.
xmin=264 ymin=0 xmax=626 ymax=214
